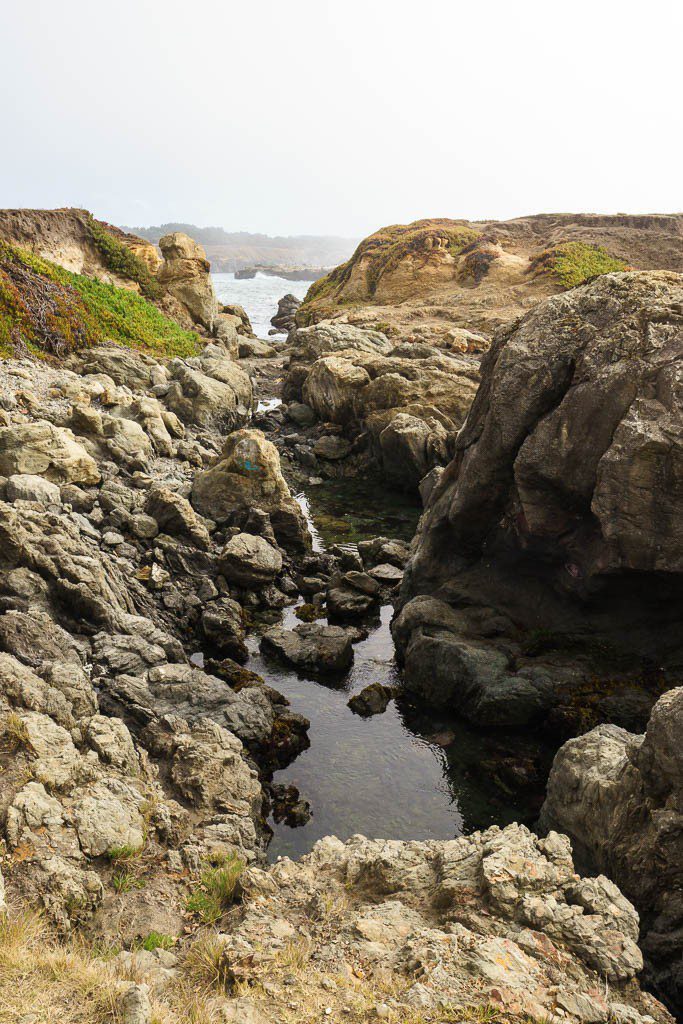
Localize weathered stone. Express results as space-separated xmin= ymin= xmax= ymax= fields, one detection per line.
xmin=0 ymin=421 xmax=100 ymax=484
xmin=261 ymin=622 xmax=354 ymax=674
xmin=220 ymin=533 xmax=283 ymax=586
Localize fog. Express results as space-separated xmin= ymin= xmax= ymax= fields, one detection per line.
xmin=2 ymin=0 xmax=680 ymax=235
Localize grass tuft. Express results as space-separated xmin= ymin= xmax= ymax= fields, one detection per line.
xmin=185 ymin=855 xmax=244 ymax=924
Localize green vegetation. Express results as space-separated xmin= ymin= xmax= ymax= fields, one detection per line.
xmin=105 ymin=844 xmax=143 ymax=863
xmin=186 ymin=855 xmax=244 ymax=924
xmin=111 ymin=869 xmax=145 ymax=894
xmin=531 ymin=241 xmax=628 ymax=288
xmin=138 ymin=932 xmax=176 ymax=952
xmin=85 ymin=215 xmax=162 ymax=300
xmin=0 ymin=241 xmax=200 ymax=360
xmin=301 ymin=219 xmax=481 ymax=312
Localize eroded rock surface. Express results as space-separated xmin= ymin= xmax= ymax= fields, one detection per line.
xmin=540 ymin=687 xmax=683 ymax=1010
xmin=397 ymin=272 xmax=683 ymax=728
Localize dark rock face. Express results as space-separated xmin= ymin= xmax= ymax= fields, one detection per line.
xmin=397 ymin=273 xmax=683 ymax=725
xmin=270 ymin=293 xmax=301 ymax=334
xmin=540 ymin=688 xmax=683 ymax=1013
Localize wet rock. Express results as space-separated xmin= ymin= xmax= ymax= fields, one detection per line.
xmin=220 ymin=533 xmax=283 ymax=586
xmin=313 ymin=435 xmax=352 ymax=460
xmin=261 ymin=622 xmax=354 ymax=674
xmin=327 ymin=571 xmax=381 ymax=621
xmin=270 ymin=782 xmax=311 ymax=826
xmin=348 ymin=682 xmax=397 ymax=717
xmin=271 ymin=293 xmax=301 ymax=334
xmin=201 ymin=597 xmax=248 ymax=662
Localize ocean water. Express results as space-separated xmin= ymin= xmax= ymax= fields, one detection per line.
xmin=212 ymin=272 xmax=311 ymax=339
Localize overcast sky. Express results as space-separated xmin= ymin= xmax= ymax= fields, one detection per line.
xmin=2 ymin=0 xmax=680 ymax=237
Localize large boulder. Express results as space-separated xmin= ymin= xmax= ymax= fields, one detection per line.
xmin=219 ymin=533 xmax=283 ymax=586
xmin=157 ymin=232 xmax=217 ymax=331
xmin=540 ymin=687 xmax=683 ymax=1010
xmin=165 ymin=360 xmax=251 ymax=431
xmin=260 ymin=622 xmax=354 ymax=674
xmin=0 ymin=421 xmax=100 ymax=485
xmin=191 ymin=429 xmax=310 ymax=552
xmin=398 ymin=273 xmax=683 ymax=720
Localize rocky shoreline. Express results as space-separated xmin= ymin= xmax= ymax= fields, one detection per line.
xmin=0 ymin=215 xmax=680 ymax=1023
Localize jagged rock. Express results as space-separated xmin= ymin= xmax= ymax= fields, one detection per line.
xmin=201 ymin=596 xmax=248 ymax=662
xmin=540 ymin=687 xmax=683 ymax=1009
xmin=271 ymin=293 xmax=301 ymax=333
xmin=191 ymin=429 xmax=310 ymax=552
xmin=287 ymin=323 xmax=479 ymax=488
xmin=144 ymin=485 xmax=210 ymax=549
xmin=216 ymin=823 xmax=671 ymax=1024
xmin=73 ymin=346 xmax=157 ymax=391
xmin=357 ymin=536 xmax=410 ymax=569
xmin=220 ymin=533 xmax=282 ymax=586
xmin=261 ymin=622 xmax=354 ymax=674
xmin=157 ymin=232 xmax=217 ymax=330
xmin=0 ymin=421 xmax=100 ymax=484
xmin=398 ymin=272 xmax=683 ymax=721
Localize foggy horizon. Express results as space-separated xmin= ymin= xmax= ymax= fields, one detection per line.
xmin=2 ymin=0 xmax=681 ymax=238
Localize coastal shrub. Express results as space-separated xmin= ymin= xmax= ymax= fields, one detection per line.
xmin=85 ymin=214 xmax=162 ymax=300
xmin=0 ymin=241 xmax=200 ymax=359
xmin=530 ymin=241 xmax=627 ymax=288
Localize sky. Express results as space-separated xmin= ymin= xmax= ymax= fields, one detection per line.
xmin=2 ymin=0 xmax=681 ymax=238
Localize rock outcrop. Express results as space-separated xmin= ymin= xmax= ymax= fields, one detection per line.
xmin=270 ymin=293 xmax=301 ymax=333
xmin=157 ymin=232 xmax=218 ymax=331
xmin=298 ymin=213 xmax=683 ymax=340
xmin=540 ymin=688 xmax=683 ymax=1010
xmin=195 ymin=824 xmax=672 ymax=1024
xmin=396 ymin=272 xmax=683 ymax=728
xmin=284 ymin=321 xmax=481 ymax=490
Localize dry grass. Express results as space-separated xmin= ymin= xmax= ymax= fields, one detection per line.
xmin=2 ymin=712 xmax=31 ymax=754
xmin=0 ymin=911 xmax=125 ymax=1024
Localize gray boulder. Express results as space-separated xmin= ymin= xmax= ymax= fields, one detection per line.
xmin=219 ymin=533 xmax=283 ymax=586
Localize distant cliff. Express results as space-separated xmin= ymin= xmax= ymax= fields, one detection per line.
xmin=123 ymin=223 xmax=359 ymax=273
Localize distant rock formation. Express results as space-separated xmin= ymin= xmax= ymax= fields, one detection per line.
xmin=298 ymin=212 xmax=683 ymax=340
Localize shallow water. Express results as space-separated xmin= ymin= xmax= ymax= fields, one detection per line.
xmin=229 ymin=277 xmax=549 ymax=860
xmin=212 ymin=272 xmax=311 ymax=339
xmin=244 ymin=481 xmax=549 ymax=862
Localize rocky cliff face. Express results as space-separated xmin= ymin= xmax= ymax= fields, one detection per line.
xmin=540 ymin=688 xmax=683 ymax=1010
xmin=298 ymin=213 xmax=683 ymax=340
xmin=395 ymin=272 xmax=682 ymax=730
